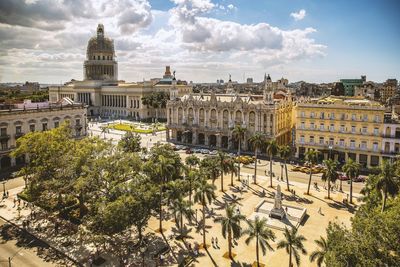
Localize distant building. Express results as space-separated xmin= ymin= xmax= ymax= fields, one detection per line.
xmin=354 ymin=82 xmax=376 ymax=99
xmin=331 ymin=82 xmax=345 ymax=96
xmin=20 ymin=82 xmax=40 ymax=92
xmin=246 ymin=78 xmax=253 ymax=84
xmin=340 ymin=75 xmax=366 ymax=96
xmin=0 ymin=98 xmax=87 ymax=170
xmin=381 ymin=79 xmax=398 ymax=103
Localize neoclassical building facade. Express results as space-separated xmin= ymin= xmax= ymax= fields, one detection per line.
xmin=49 ymin=24 xmax=191 ymax=120
xmin=166 ymin=75 xmax=293 ymax=151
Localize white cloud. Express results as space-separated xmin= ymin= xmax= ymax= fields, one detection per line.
xmin=290 ymin=9 xmax=306 ymax=21
xmin=227 ymin=4 xmax=236 ymax=11
xmin=0 ymin=0 xmax=326 ymax=83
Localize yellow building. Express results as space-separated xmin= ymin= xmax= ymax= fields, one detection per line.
xmin=295 ymin=96 xmax=388 ymax=168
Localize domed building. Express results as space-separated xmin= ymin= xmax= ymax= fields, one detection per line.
xmin=83 ymin=24 xmax=118 ymax=81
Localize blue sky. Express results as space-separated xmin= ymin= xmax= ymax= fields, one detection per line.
xmin=0 ymin=0 xmax=398 ymax=83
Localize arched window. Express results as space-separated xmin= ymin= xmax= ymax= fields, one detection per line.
xmin=97 ymin=55 xmax=100 ymax=60
xmin=103 ymin=56 xmax=105 ymax=60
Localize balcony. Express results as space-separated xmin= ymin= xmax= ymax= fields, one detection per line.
xmin=15 ymin=132 xmax=24 ymax=139
xmin=0 ymin=134 xmax=10 ymax=141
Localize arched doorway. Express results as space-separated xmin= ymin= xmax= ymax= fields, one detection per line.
xmin=198 ymin=133 xmax=205 ymax=145
xmin=177 ymin=131 xmax=182 ymax=142
xmin=1 ymin=156 xmax=11 ymax=169
xmin=221 ymin=136 xmax=229 ymax=149
xmin=209 ymin=135 xmax=217 ymax=147
xmin=184 ymin=131 xmax=193 ymax=144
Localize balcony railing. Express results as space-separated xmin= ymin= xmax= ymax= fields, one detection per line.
xmin=0 ymin=134 xmax=10 ymax=141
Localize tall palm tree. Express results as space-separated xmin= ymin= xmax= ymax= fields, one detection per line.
xmin=156 ymin=155 xmax=175 ymax=233
xmin=217 ymin=151 xmax=229 ymax=192
xmin=321 ymin=159 xmax=339 ymax=199
xmin=226 ymin=157 xmax=238 ymax=186
xmin=186 ymin=169 xmax=200 ymax=204
xmin=243 ymin=216 xmax=276 ymax=267
xmin=266 ymin=139 xmax=278 ymax=187
xmin=249 ymin=133 xmax=265 ymax=184
xmin=279 ymin=145 xmax=292 ymax=191
xmin=194 ymin=178 xmax=216 ymax=248
xmin=185 ymin=155 xmax=200 ymax=171
xmin=305 ymin=149 xmax=319 ymax=195
xmin=170 ymin=197 xmax=193 ymax=235
xmin=232 ymin=125 xmax=247 ymax=181
xmin=375 ymin=159 xmax=399 ymax=212
xmin=277 ymin=227 xmax=307 ymax=267
xmin=342 ymin=158 xmax=360 ymax=204
xmin=214 ymin=205 xmax=245 ymax=259
xmin=309 ymin=236 xmax=328 ymax=267
xmin=200 ymin=156 xmax=220 ymax=185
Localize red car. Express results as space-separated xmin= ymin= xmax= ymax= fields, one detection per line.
xmin=185 ymin=149 xmax=193 ymax=154
xmin=353 ymin=176 xmax=365 ymax=182
xmin=338 ymin=174 xmax=350 ymax=181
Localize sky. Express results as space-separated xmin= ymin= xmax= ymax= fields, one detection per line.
xmin=0 ymin=0 xmax=399 ymax=84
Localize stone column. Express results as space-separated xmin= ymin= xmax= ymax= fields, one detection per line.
xmin=366 ymin=155 xmax=371 ymax=168
xmin=11 ymin=157 xmax=16 ymax=167
xmin=192 ymin=130 xmax=197 ymax=145
xmin=217 ymin=135 xmax=222 ymax=148
xmin=205 ymin=134 xmax=209 ymax=146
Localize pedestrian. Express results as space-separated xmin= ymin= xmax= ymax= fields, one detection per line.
xmin=6 ymin=191 xmax=9 ymax=198
xmin=13 ymin=198 xmax=16 ymax=208
xmin=215 ymin=237 xmax=218 ymax=247
xmin=18 ymin=198 xmax=21 ymax=206
xmin=211 ymin=237 xmax=214 ymax=247
xmin=188 ymin=243 xmax=192 ymax=250
xmin=318 ymin=207 xmax=322 ymax=214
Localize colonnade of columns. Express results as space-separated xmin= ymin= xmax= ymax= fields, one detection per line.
xmin=102 ymin=95 xmax=127 ymax=108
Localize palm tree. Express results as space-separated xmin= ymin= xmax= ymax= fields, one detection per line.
xmin=185 ymin=155 xmax=200 ymax=171
xmin=305 ymin=149 xmax=319 ymax=195
xmin=249 ymin=133 xmax=265 ymax=184
xmin=156 ymin=155 xmax=175 ymax=233
xmin=170 ymin=197 xmax=193 ymax=235
xmin=232 ymin=125 xmax=247 ymax=181
xmin=186 ymin=169 xmax=200 ymax=204
xmin=321 ymin=159 xmax=339 ymax=199
xmin=375 ymin=160 xmax=399 ymax=212
xmin=217 ymin=151 xmax=229 ymax=192
xmin=279 ymin=145 xmax=292 ymax=191
xmin=277 ymin=227 xmax=307 ymax=267
xmin=226 ymin=157 xmax=238 ymax=186
xmin=309 ymin=236 xmax=328 ymax=267
xmin=200 ymin=156 xmax=220 ymax=185
xmin=266 ymin=139 xmax=278 ymax=187
xmin=342 ymin=158 xmax=360 ymax=204
xmin=243 ymin=216 xmax=276 ymax=267
xmin=214 ymin=205 xmax=245 ymax=259
xmin=194 ymin=178 xmax=216 ymax=248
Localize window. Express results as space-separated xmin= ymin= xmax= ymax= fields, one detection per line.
xmin=54 ymin=121 xmax=59 ymax=128
xmin=362 ymin=114 xmax=368 ymax=121
xmin=351 ymin=114 xmax=356 ymax=121
xmin=351 ymin=126 xmax=356 ymax=133
xmin=330 ymin=124 xmax=335 ymax=132
xmin=320 ymin=112 xmax=325 ymax=119
xmin=0 ymin=128 xmax=6 ymax=136
xmin=350 ymin=140 xmax=355 ymax=148
xmin=76 ymin=119 xmax=80 ymax=125
xmin=1 ymin=141 xmax=7 ymax=150
xmin=362 ymin=127 xmax=367 ymax=134
xmin=103 ymin=56 xmax=105 ymax=60
xmin=15 ymin=126 xmax=21 ymax=134
xmin=339 ymin=139 xmax=345 ymax=147
xmin=300 ymin=111 xmax=305 ymax=118
xmin=42 ymin=123 xmax=47 ymax=131
xmin=299 ymin=135 xmax=305 ymax=143
xmin=374 ymin=128 xmax=379 ymax=136
xmin=300 ymin=122 xmax=305 ymax=129
xmin=320 ymin=123 xmax=325 ymax=131
xmin=374 ymin=115 xmax=380 ymax=122
xmin=373 ymin=142 xmax=378 ymax=151
xmin=310 ymin=136 xmax=314 ymax=144
xmin=361 ymin=141 xmax=367 ymax=149
xmin=310 ymin=112 xmax=315 ymax=118
xmin=310 ymin=122 xmax=315 ymax=130
xmin=329 ymin=138 xmax=334 ymax=146
xmin=341 ymin=114 xmax=345 ymax=120
xmin=30 ymin=124 xmax=35 ymax=132
xmin=340 ymin=125 xmax=345 ymax=132
xmin=319 ymin=137 xmax=324 ymax=145
xmin=97 ymin=55 xmax=100 ymax=60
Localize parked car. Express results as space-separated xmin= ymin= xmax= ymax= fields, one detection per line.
xmin=353 ymin=176 xmax=365 ymax=183
xmin=193 ymin=148 xmax=201 ymax=153
xmin=201 ymin=149 xmax=210 ymax=154
xmin=209 ymin=150 xmax=218 ymax=155
xmin=185 ymin=149 xmax=193 ymax=154
xmin=228 ymin=153 xmax=236 ymax=158
xmin=338 ymin=174 xmax=350 ymax=181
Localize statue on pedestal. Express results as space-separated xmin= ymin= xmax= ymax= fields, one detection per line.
xmin=270 ymin=184 xmax=286 ymax=220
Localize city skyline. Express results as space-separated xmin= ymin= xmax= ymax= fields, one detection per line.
xmin=0 ymin=0 xmax=399 ymax=84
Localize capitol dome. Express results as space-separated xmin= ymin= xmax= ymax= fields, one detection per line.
xmin=83 ymin=24 xmax=118 ymax=81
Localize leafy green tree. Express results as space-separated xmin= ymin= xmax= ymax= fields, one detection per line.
xmin=342 ymin=158 xmax=360 ymax=204
xmin=194 ymin=178 xmax=216 ymax=248
xmin=249 ymin=133 xmax=265 ymax=184
xmin=214 ymin=205 xmax=245 ymax=259
xmin=277 ymin=227 xmax=307 ymax=267
xmin=243 ymin=216 xmax=276 ymax=267
xmin=305 ymin=149 xmax=319 ymax=195
xmin=309 ymin=237 xmax=328 ymax=267
xmin=279 ymin=145 xmax=292 ymax=191
xmin=266 ymin=139 xmax=278 ymax=187
xmin=118 ymin=131 xmax=141 ymax=153
xmin=322 ymin=159 xmax=339 ymax=199
xmin=375 ymin=160 xmax=399 ymax=212
xmin=232 ymin=125 xmax=247 ymax=180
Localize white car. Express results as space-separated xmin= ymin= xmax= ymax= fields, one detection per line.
xmin=209 ymin=150 xmax=218 ymax=155
xmin=201 ymin=149 xmax=210 ymax=154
